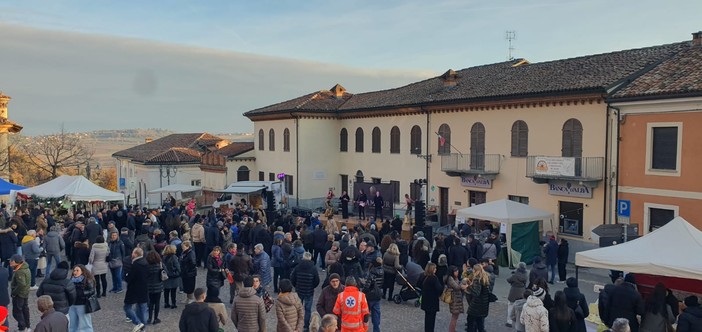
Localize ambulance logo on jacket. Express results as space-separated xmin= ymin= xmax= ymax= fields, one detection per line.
xmin=345 ymin=296 xmax=356 ymax=308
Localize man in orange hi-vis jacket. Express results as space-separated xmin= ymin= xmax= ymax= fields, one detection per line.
xmin=333 ymin=276 xmax=370 ymax=332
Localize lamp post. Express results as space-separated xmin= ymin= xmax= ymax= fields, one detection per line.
xmin=159 ymin=165 xmax=177 ymax=205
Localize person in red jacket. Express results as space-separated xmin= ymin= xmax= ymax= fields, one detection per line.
xmin=333 ymin=276 xmax=370 ymax=332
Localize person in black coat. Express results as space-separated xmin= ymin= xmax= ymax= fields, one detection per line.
xmin=447 ymin=237 xmax=470 ymax=268
xmin=178 ymin=287 xmax=219 ymax=332
xmin=36 ymin=261 xmax=76 ymax=315
xmin=0 ymin=264 xmax=9 ymax=330
xmin=563 ymin=278 xmax=589 ymax=332
xmin=340 ymin=191 xmax=350 ymax=219
xmin=0 ymin=227 xmax=18 ymax=280
xmin=180 ymin=241 xmax=198 ymax=303
xmin=84 ymin=217 xmax=102 ymax=246
xmin=205 ymin=246 xmax=226 ymax=298
xmin=418 ymin=263 xmax=442 ymax=332
xmin=607 ymin=274 xmax=644 ymax=332
xmin=124 ymin=247 xmax=149 ymax=329
xmin=290 ymin=252 xmax=320 ymax=331
xmin=312 ymin=225 xmax=328 ymax=268
xmin=557 ymin=239 xmax=569 ymax=283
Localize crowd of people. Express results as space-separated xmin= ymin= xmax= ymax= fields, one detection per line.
xmin=0 ymin=201 xmax=698 ymax=332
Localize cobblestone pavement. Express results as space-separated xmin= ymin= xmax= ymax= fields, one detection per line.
xmin=15 ymin=264 xmax=609 ymax=332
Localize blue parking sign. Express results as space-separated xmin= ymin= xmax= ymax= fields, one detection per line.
xmin=617 ymin=199 xmax=631 ymax=217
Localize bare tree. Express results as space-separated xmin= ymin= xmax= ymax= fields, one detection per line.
xmin=21 ymin=126 xmax=94 ymax=179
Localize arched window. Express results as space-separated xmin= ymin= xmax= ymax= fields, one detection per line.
xmin=511 ymin=120 xmax=528 ymax=157
xmin=372 ymin=127 xmax=381 ymax=153
xmin=410 ymin=125 xmax=422 ymax=155
xmin=438 ymin=123 xmax=451 ymax=155
xmin=355 ymin=128 xmax=364 ymax=152
xmin=340 ymin=128 xmax=348 ymax=152
xmin=258 ymin=129 xmax=264 ymax=151
xmin=237 ymin=166 xmax=250 ymax=182
xmin=268 ymin=129 xmax=275 ymax=151
xmin=470 ymin=122 xmax=486 ymax=170
xmin=562 ymin=119 xmax=583 ymax=157
xmin=390 ymin=126 xmax=400 ymax=154
xmin=283 ymin=128 xmax=290 ymax=152
xmin=355 ymin=170 xmax=364 ymax=183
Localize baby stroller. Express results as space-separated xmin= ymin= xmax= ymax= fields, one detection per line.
xmin=392 ymin=271 xmax=422 ymax=307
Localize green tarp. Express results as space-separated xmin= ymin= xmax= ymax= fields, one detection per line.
xmin=511 ymin=220 xmax=541 ymax=266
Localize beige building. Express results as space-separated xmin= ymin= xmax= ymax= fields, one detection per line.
xmin=244 ymin=40 xmax=692 ymax=251
xmin=0 ymin=92 xmax=23 ymax=181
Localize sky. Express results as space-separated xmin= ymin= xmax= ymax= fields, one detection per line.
xmin=0 ymin=0 xmax=701 ymax=136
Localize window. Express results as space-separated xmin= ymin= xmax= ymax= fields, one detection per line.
xmin=511 ymin=120 xmax=528 ymax=157
xmin=258 ymin=129 xmax=264 ymax=151
xmin=438 ymin=123 xmax=451 ymax=155
xmin=340 ymin=174 xmax=348 ymax=195
xmin=561 ymin=119 xmax=583 ymax=157
xmin=355 ymin=170 xmax=364 ymax=183
xmin=258 ymin=171 xmax=264 ymax=181
xmin=559 ymin=201 xmax=583 ymax=236
xmin=284 ymin=174 xmax=294 ymax=195
xmin=469 ymin=191 xmax=486 ymax=206
xmin=410 ymin=125 xmax=422 ymax=155
xmin=283 ymin=128 xmax=290 ymax=152
xmin=646 ymin=122 xmax=682 ymax=176
xmin=237 ymin=166 xmax=250 ymax=182
xmin=508 ymin=195 xmax=529 ymax=205
xmin=372 ymin=127 xmax=381 ymax=153
xmin=470 ymin=122 xmax=485 ymax=170
xmin=644 ymin=203 xmax=678 ymax=233
xmin=190 ymin=179 xmax=201 ymax=186
xmin=268 ymin=129 xmax=275 ymax=151
xmin=355 ymin=128 xmax=364 ymax=152
xmin=339 ymin=128 xmax=348 ymax=152
xmin=390 ymin=180 xmax=400 ymax=203
xmin=269 ymin=172 xmax=275 ymax=181
xmin=390 ymin=126 xmax=400 ymax=154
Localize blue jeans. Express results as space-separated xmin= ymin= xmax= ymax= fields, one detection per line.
xmin=68 ymin=304 xmax=93 ymax=332
xmin=45 ymin=253 xmax=62 ymax=276
xmin=124 ymin=302 xmax=148 ymax=325
xmin=301 ymin=294 xmax=313 ymax=329
xmin=27 ymin=258 xmax=38 ymax=287
xmin=548 ymin=264 xmax=557 ymax=283
xmin=369 ymin=300 xmax=381 ymax=332
xmin=110 ymin=266 xmax=123 ymax=291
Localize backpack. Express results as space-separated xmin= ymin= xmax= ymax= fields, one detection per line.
xmin=363 ymin=270 xmax=383 ymax=302
xmin=288 ymin=250 xmax=303 ymax=269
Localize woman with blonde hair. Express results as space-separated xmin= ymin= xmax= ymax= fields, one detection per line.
xmin=466 ymin=264 xmax=491 ymax=332
xmin=326 ymin=218 xmax=339 ymax=236
xmin=162 ymin=244 xmax=181 ymax=309
xmin=419 ymin=262 xmax=443 ymax=332
xmin=382 ymin=243 xmax=401 ymax=301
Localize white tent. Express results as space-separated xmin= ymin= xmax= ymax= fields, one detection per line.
xmin=149 ymin=184 xmax=202 ymax=194
xmin=575 ymin=216 xmax=702 ymax=280
xmin=14 ymin=175 xmax=125 ymax=202
xmin=456 ymin=199 xmax=554 ymax=267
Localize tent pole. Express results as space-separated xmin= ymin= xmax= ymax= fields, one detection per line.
xmin=576 ymin=266 xmax=579 ymax=281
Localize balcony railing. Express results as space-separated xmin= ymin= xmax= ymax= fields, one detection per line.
xmin=526 ymin=156 xmax=604 ymax=181
xmin=441 ymin=153 xmax=501 ymax=175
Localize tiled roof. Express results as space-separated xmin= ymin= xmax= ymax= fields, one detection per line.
xmin=112 ymin=133 xmax=226 ymax=163
xmin=245 ymin=41 xmax=689 ymax=116
xmin=216 ymin=142 xmax=254 ymax=158
xmin=611 ymin=46 xmax=702 ymax=99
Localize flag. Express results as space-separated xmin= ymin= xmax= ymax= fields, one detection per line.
xmin=438 ymin=133 xmax=446 ymax=147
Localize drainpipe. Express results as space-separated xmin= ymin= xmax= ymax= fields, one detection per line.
xmin=608 ymin=104 xmax=622 ymax=225
xmin=291 ymin=112 xmax=300 ymax=208
xmin=422 ymin=107 xmax=430 ymax=207
xmin=603 ymin=104 xmax=610 ymax=225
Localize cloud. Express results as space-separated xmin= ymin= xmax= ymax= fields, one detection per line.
xmin=0 ymin=23 xmax=432 ymax=136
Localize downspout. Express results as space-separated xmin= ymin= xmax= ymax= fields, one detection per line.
xmin=608 ymin=104 xmax=622 ymax=225
xmin=603 ymin=103 xmax=610 ymax=225
xmin=423 ymin=107 xmax=430 ymax=204
xmin=291 ymin=112 xmax=300 ymax=208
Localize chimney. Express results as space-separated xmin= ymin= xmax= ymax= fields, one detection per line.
xmin=329 ymin=84 xmax=346 ymax=99
xmin=693 ymin=31 xmax=702 ymax=47
xmin=145 ymin=137 xmax=153 ymax=143
xmin=441 ymin=69 xmax=457 ymax=87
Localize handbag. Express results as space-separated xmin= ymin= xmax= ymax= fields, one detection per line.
xmin=262 ymin=291 xmax=274 ymax=313
xmin=574 ymin=300 xmax=585 ymax=318
xmin=160 ymin=262 xmax=169 ymax=281
xmin=226 ymin=271 xmax=234 ymax=284
xmin=108 ymin=258 xmax=122 ymax=269
xmin=85 ymin=263 xmax=93 ymax=272
xmin=85 ymin=294 xmax=101 ymax=313
xmin=440 ymin=287 xmax=453 ymax=304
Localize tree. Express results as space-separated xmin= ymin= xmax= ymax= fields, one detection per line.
xmin=20 ymin=126 xmax=94 ymax=179
xmin=94 ymin=168 xmax=117 ymax=191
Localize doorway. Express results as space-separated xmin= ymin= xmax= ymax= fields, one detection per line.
xmin=440 ymin=187 xmax=449 ymax=226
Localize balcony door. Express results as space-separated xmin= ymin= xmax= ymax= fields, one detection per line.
xmin=562 ymin=119 xmax=583 ymax=176
xmin=470 ymin=122 xmax=485 ymax=170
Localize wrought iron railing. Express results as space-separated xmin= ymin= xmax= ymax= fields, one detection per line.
xmin=526 ymin=156 xmax=604 ymax=180
xmin=440 ymin=153 xmax=501 ymax=174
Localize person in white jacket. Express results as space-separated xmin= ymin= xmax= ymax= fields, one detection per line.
xmin=520 ymin=287 xmax=549 ymax=332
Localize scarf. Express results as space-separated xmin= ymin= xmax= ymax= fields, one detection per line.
xmin=71 ymin=275 xmax=85 ymax=283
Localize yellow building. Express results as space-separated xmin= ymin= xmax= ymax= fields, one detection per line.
xmin=245 ymin=40 xmax=693 ymax=252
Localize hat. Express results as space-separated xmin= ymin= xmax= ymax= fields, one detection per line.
xmin=108 ymin=221 xmax=115 ymax=225
xmin=468 ymin=258 xmax=479 ymax=267
xmin=277 ymin=226 xmax=283 ymax=231
xmin=329 ymin=273 xmax=341 ymax=281
xmin=532 ymin=287 xmax=545 ymax=299
xmin=216 ymin=221 xmax=224 ymax=228
xmin=416 ymin=231 xmax=424 ymax=237
xmin=685 ymin=295 xmax=700 ymax=307
xmin=120 ymin=227 xmax=129 ymax=232
xmin=341 ymin=225 xmax=348 ymax=232
xmin=624 ymin=273 xmax=636 ymax=284
xmin=366 ymin=239 xmax=376 ymax=247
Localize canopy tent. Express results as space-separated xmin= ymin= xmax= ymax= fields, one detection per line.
xmin=575 ymin=216 xmax=702 ymax=281
xmin=149 ymin=184 xmax=201 ymax=194
xmin=13 ymin=175 xmax=125 ymax=202
xmin=456 ymin=199 xmax=554 ymax=267
xmin=0 ymin=178 xmax=25 ymax=195
xmin=213 ymin=186 xmax=267 ymax=194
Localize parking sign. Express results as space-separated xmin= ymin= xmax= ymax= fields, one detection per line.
xmin=617 ymin=199 xmax=631 ymax=217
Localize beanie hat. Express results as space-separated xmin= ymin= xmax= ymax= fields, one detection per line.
xmin=58 ymin=261 xmax=70 ymax=270
xmin=329 ymin=273 xmax=341 ymax=281
xmin=624 ymin=273 xmax=636 ymax=284
xmin=532 ymin=287 xmax=545 ymax=299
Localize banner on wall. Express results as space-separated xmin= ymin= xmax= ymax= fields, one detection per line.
xmin=460 ymin=175 xmax=492 ymax=189
xmin=534 ymin=157 xmax=575 ymax=177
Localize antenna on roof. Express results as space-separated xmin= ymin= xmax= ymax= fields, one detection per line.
xmin=505 ymin=30 xmax=516 ymax=60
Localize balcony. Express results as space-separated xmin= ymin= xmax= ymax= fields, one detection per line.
xmin=526 ymin=156 xmax=604 ymax=184
xmin=441 ymin=153 xmax=501 ymax=178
